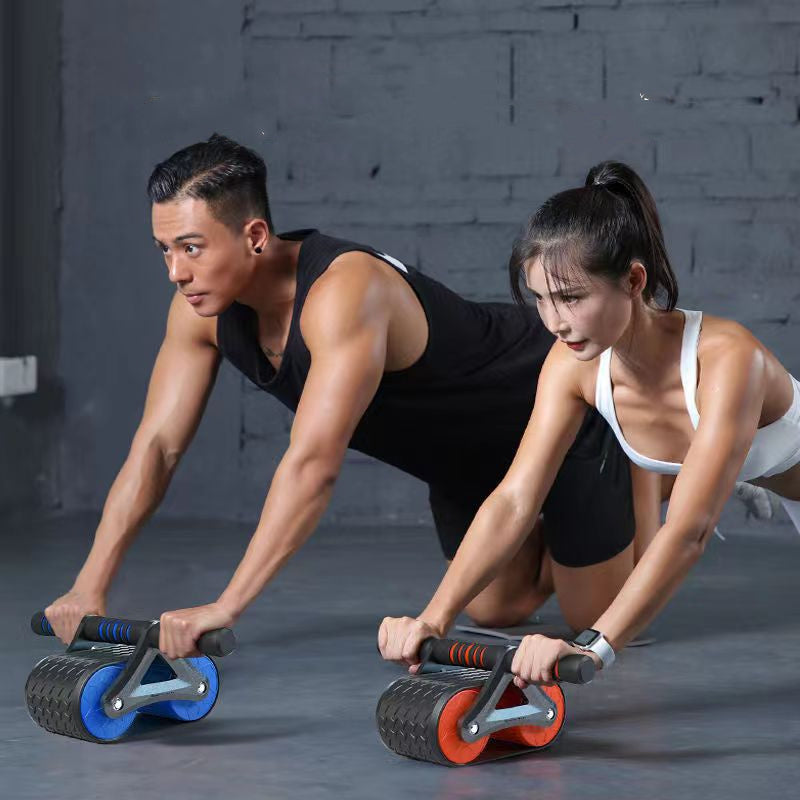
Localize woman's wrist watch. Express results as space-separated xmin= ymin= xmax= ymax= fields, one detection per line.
xmin=572 ymin=628 xmax=615 ymax=668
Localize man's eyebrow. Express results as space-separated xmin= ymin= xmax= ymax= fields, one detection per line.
xmin=152 ymin=232 xmax=205 ymax=245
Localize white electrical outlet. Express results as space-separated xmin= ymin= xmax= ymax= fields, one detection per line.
xmin=0 ymin=356 xmax=37 ymax=397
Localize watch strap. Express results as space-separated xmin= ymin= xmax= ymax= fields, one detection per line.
xmin=574 ymin=630 xmax=615 ymax=668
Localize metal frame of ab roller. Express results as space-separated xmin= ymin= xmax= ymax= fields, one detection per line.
xmin=26 ymin=612 xmax=236 ymax=743
xmin=377 ymin=637 xmax=594 ymax=766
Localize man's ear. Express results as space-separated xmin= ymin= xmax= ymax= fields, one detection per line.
xmin=245 ymin=219 xmax=270 ymax=254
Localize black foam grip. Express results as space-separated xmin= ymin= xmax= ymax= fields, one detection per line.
xmin=31 ymin=612 xmax=236 ymax=658
xmin=184 ymin=627 xmax=237 ymax=658
xmin=420 ymin=637 xmax=511 ymax=671
xmin=552 ymin=653 xmax=595 ymax=685
xmin=31 ymin=611 xmax=56 ymax=637
xmin=419 ymin=637 xmax=594 ymax=685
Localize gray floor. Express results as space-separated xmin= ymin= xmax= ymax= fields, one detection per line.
xmin=2 ymin=509 xmax=799 ymax=800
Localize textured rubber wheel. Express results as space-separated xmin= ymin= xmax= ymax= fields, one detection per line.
xmin=376 ymin=669 xmax=489 ymax=766
xmin=377 ymin=670 xmax=568 ymax=765
xmin=492 ymin=683 xmax=566 ymax=749
xmin=25 ymin=648 xmax=137 ymax=743
xmin=139 ymin=656 xmax=220 ymax=722
xmin=25 ymin=648 xmax=221 ymax=742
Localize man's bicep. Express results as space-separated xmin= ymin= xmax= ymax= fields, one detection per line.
xmin=288 ymin=262 xmax=392 ymax=465
xmin=289 ymin=323 xmax=388 ymax=466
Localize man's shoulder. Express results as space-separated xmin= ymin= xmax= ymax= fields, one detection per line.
xmin=307 ymin=248 xmax=396 ymax=304
xmin=300 ymin=252 xmax=393 ymax=345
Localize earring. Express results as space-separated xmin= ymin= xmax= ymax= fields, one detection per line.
xmin=254 ymin=246 xmax=262 ymax=254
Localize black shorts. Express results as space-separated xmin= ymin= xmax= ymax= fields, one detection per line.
xmin=428 ymin=409 xmax=634 ymax=568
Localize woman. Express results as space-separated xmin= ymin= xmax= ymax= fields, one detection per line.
xmin=378 ymin=160 xmax=800 ymax=687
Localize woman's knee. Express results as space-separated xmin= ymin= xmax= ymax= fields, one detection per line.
xmin=465 ymin=591 xmax=544 ymax=629
xmin=551 ymin=543 xmax=635 ymax=634
xmin=560 ymin=607 xmax=599 ymax=635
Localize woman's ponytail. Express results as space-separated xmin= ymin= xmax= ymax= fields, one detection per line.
xmin=509 ymin=160 xmax=678 ymax=311
xmin=585 ymin=161 xmax=677 ymax=310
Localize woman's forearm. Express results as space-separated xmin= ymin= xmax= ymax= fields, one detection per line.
xmin=593 ymin=522 xmax=704 ymax=650
xmin=419 ymin=491 xmax=539 ymax=633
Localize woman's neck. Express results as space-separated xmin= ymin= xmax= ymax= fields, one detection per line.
xmin=612 ymin=303 xmax=684 ymax=387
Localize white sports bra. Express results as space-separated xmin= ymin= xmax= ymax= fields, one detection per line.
xmin=594 ymin=309 xmax=800 ymax=483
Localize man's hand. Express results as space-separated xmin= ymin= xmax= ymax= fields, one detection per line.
xmin=45 ymin=589 xmax=106 ymax=645
xmin=377 ymin=616 xmax=443 ymax=674
xmin=158 ymin=602 xmax=236 ymax=659
xmin=511 ymin=634 xmax=603 ymax=688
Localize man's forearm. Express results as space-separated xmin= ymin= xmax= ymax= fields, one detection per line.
xmin=216 ymin=453 xmax=338 ymax=618
xmin=74 ymin=440 xmax=175 ymax=594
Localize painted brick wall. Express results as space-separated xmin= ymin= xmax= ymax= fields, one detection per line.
xmin=59 ymin=0 xmax=800 ymax=525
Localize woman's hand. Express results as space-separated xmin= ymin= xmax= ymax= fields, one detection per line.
xmin=377 ymin=616 xmax=443 ymax=673
xmin=511 ymin=634 xmax=602 ymax=688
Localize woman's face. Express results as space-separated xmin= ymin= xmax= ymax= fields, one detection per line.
xmin=525 ymin=256 xmax=635 ymax=360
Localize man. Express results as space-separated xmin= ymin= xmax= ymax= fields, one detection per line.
xmin=44 ymin=134 xmax=671 ymax=658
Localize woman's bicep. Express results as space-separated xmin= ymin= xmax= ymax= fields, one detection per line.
xmin=665 ymin=346 xmax=765 ymax=542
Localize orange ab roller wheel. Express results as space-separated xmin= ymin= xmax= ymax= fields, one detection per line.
xmin=376 ymin=637 xmax=593 ymax=766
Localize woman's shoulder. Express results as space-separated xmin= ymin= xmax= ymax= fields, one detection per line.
xmin=696 ymin=313 xmax=768 ymax=405
xmin=541 ymin=338 xmax=601 ymax=407
xmin=697 ymin=312 xmax=760 ymax=360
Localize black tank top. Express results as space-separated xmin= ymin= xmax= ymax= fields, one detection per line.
xmin=217 ymin=230 xmax=602 ymax=494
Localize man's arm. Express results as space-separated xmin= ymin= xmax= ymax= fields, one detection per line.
xmin=45 ymin=291 xmax=220 ymax=642
xmin=158 ymin=255 xmax=394 ymax=658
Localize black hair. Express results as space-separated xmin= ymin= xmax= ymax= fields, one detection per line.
xmin=509 ymin=160 xmax=678 ymax=311
xmin=147 ymin=133 xmax=273 ymax=232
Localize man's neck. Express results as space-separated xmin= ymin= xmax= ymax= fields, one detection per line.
xmin=236 ymin=235 xmax=302 ymax=321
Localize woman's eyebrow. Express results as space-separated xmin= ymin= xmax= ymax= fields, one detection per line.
xmin=529 ymin=285 xmax=584 ymax=298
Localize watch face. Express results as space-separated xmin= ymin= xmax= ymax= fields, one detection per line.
xmin=573 ymin=629 xmax=600 ymax=647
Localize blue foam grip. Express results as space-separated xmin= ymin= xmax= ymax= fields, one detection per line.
xmin=95 ymin=619 xmax=136 ymax=645
xmin=32 ymin=612 xmax=235 ymax=657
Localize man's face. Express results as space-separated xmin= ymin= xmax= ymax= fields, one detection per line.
xmin=152 ymin=197 xmax=250 ymax=317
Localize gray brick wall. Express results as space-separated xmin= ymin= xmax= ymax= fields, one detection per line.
xmin=0 ymin=1 xmax=61 ymax=513
xmin=58 ymin=0 xmax=800 ymax=525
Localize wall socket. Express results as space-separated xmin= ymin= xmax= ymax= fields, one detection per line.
xmin=0 ymin=356 xmax=38 ymax=397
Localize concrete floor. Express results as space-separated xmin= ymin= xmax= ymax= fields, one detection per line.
xmin=2 ymin=509 xmax=799 ymax=800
